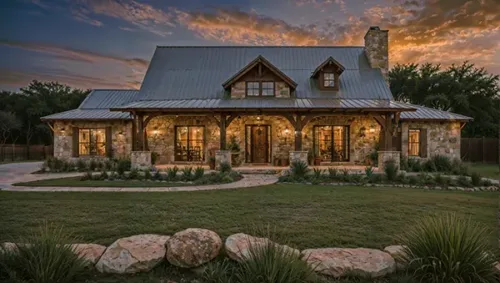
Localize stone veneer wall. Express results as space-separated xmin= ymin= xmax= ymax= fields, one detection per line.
xmin=401 ymin=121 xmax=461 ymax=159
xmin=364 ymin=27 xmax=389 ymax=77
xmin=146 ymin=116 xmax=219 ymax=164
xmin=53 ymin=121 xmax=133 ymax=159
xmin=302 ymin=116 xmax=381 ymax=164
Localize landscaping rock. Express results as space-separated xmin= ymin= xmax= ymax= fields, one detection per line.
xmin=166 ymin=228 xmax=222 ymax=268
xmin=383 ymin=245 xmax=406 ymax=269
xmin=225 ymin=233 xmax=299 ymax=262
xmin=494 ymin=262 xmax=500 ymax=274
xmin=96 ymin=234 xmax=170 ymax=274
xmin=1 ymin=242 xmax=18 ymax=252
xmin=72 ymin=243 xmax=107 ymax=265
xmin=301 ymin=248 xmax=396 ymax=278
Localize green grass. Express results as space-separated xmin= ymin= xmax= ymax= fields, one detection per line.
xmin=13 ymin=176 xmax=195 ymax=187
xmin=0 ymin=184 xmax=497 ymax=254
xmin=468 ymin=163 xmax=500 ymax=179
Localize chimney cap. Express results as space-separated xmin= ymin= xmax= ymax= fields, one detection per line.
xmin=369 ymin=26 xmax=380 ymax=30
xmin=364 ymin=26 xmax=388 ymax=39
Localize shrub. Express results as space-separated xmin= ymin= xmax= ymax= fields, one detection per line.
xmin=116 ymin=159 xmax=131 ymax=175
xmin=396 ymin=171 xmax=406 ymax=183
xmin=128 ymin=168 xmax=139 ymax=180
xmin=0 ymin=223 xmax=87 ymax=283
xmin=312 ymin=168 xmax=322 ymax=179
xmin=350 ymin=174 xmax=363 ymax=184
xmin=89 ymin=159 xmax=98 ymax=171
xmin=143 ymin=169 xmax=152 ymax=180
xmin=290 ymin=161 xmax=309 ymax=178
xmin=457 ymin=175 xmax=471 ymax=187
xmin=99 ymin=170 xmax=108 ymax=180
xmin=153 ymin=170 xmax=161 ymax=180
xmin=384 ymin=159 xmax=398 ymax=181
xmin=166 ymin=166 xmax=179 ymax=180
xmin=76 ymin=159 xmax=87 ymax=172
xmin=470 ymin=172 xmax=481 ymax=187
xmin=235 ymin=239 xmax=316 ymax=283
xmin=219 ymin=162 xmax=232 ymax=173
xmin=399 ymin=213 xmax=497 ymax=283
xmin=327 ymin=167 xmax=338 ymax=178
xmin=408 ymin=158 xmax=422 ymax=172
xmin=364 ymin=166 xmax=374 ymax=178
xmin=369 ymin=173 xmax=383 ymax=183
xmin=151 ymin=152 xmax=159 ymax=165
xmin=182 ymin=166 xmax=193 ymax=180
xmin=451 ymin=158 xmax=469 ymax=176
xmin=221 ymin=174 xmax=233 ymax=183
xmin=482 ymin=179 xmax=493 ymax=187
xmin=194 ymin=166 xmax=205 ymax=180
xmin=431 ymin=155 xmax=452 ymax=172
xmin=422 ymin=159 xmax=436 ymax=172
xmin=408 ymin=175 xmax=419 ymax=185
xmin=80 ymin=171 xmax=93 ymax=181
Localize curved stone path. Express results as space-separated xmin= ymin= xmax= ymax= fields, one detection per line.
xmin=0 ymin=162 xmax=278 ymax=192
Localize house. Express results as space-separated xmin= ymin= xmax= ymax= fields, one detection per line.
xmin=41 ymin=26 xmax=472 ymax=169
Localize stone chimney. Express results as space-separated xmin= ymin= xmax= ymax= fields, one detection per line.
xmin=364 ymin=26 xmax=389 ymax=77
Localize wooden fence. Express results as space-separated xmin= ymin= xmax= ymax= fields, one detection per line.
xmin=461 ymin=138 xmax=499 ymax=163
xmin=0 ymin=144 xmax=53 ymax=162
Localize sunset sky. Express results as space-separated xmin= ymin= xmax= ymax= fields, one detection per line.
xmin=1 ymin=0 xmax=499 ymax=91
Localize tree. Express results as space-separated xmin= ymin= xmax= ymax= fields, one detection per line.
xmin=389 ymin=62 xmax=500 ymax=138
xmin=0 ymin=111 xmax=21 ymax=146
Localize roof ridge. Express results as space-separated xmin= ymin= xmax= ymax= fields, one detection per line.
xmin=156 ymin=46 xmax=364 ymax=48
xmin=92 ymin=89 xmax=139 ymax=91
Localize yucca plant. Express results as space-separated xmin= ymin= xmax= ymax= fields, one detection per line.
xmin=194 ymin=166 xmax=205 ymax=180
xmin=312 ymin=168 xmax=322 ymax=179
xmin=290 ymin=161 xmax=309 ymax=178
xmin=364 ymin=166 xmax=374 ymax=178
xmin=182 ymin=166 xmax=193 ymax=180
xmin=166 ymin=166 xmax=179 ymax=180
xmin=328 ymin=167 xmax=338 ymax=178
xmin=398 ymin=213 xmax=497 ymax=283
xmin=235 ymin=238 xmax=316 ymax=283
xmin=203 ymin=258 xmax=236 ymax=283
xmin=0 ymin=223 xmax=87 ymax=283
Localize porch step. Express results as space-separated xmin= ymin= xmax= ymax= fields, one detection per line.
xmin=234 ymin=168 xmax=284 ymax=175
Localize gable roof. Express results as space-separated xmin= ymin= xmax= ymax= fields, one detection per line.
xmin=311 ymin=56 xmax=346 ymax=77
xmin=137 ymin=46 xmax=394 ymax=100
xmin=222 ymin=55 xmax=297 ymax=89
xmin=41 ymin=89 xmax=138 ymax=121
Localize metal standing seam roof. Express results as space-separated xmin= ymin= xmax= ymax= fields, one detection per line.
xmin=113 ymin=98 xmax=416 ymax=110
xmin=137 ymin=46 xmax=394 ymax=101
xmin=41 ymin=89 xmax=138 ymax=121
xmin=400 ymin=104 xmax=472 ymax=121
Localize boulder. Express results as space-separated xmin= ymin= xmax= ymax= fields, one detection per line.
xmin=494 ymin=262 xmax=500 ymax=274
xmin=96 ymin=234 xmax=170 ymax=274
xmin=301 ymin=248 xmax=396 ymax=278
xmin=72 ymin=243 xmax=107 ymax=265
xmin=383 ymin=245 xmax=407 ymax=269
xmin=166 ymin=228 xmax=222 ymax=268
xmin=225 ymin=233 xmax=299 ymax=262
xmin=1 ymin=242 xmax=18 ymax=253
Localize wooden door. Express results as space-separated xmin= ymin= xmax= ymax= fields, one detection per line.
xmin=251 ymin=126 xmax=268 ymax=163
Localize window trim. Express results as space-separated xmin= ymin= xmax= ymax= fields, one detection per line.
xmin=245 ymin=81 xmax=275 ymax=97
xmin=78 ymin=128 xmax=107 ymax=157
xmin=323 ymin=72 xmax=335 ymax=88
xmin=174 ymin=125 xmax=206 ymax=162
xmin=408 ymin=128 xmax=420 ymax=157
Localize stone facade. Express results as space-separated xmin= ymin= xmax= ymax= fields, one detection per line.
xmin=275 ymin=82 xmax=290 ymax=97
xmin=289 ymin=151 xmax=308 ymax=164
xmin=231 ymin=82 xmax=246 ymax=98
xmin=378 ymin=151 xmax=401 ymax=171
xmin=302 ymin=116 xmax=381 ymax=164
xmin=401 ymin=121 xmax=461 ymax=160
xmin=53 ymin=121 xmax=132 ymax=160
xmin=215 ymin=150 xmax=231 ymax=169
xmin=364 ymin=26 xmax=389 ymax=76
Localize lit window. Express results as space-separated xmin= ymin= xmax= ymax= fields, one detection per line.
xmin=324 ymin=73 xmax=335 ymax=87
xmin=175 ymin=126 xmax=205 ymax=161
xmin=408 ymin=129 xmax=420 ymax=156
xmin=246 ymin=82 xmax=260 ymax=96
xmin=79 ymin=128 xmax=106 ymax=156
xmin=261 ymin=82 xmax=274 ymax=96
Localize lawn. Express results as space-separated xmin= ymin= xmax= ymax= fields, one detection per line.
xmin=468 ymin=163 xmax=500 ymax=179
xmin=13 ymin=176 xmax=196 ymax=187
xmin=1 ymin=184 xmax=498 ymax=253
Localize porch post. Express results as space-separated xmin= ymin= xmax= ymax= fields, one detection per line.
xmin=131 ymin=113 xmax=137 ymax=151
xmin=137 ymin=113 xmax=144 ymax=151
xmin=294 ymin=115 xmax=302 ymax=151
xmin=219 ymin=113 xmax=227 ymax=150
xmin=383 ymin=113 xmax=393 ymax=151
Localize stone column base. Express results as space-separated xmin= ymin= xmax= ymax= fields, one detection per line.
xmin=378 ymin=151 xmax=400 ymax=171
xmin=289 ymin=151 xmax=308 ymax=166
xmin=131 ymin=151 xmax=151 ymax=170
xmin=215 ymin=150 xmax=231 ymax=170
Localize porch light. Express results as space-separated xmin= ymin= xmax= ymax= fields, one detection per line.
xmin=256 ymin=116 xmax=262 ymax=121
xmin=369 ymin=125 xmax=376 ymax=133
xmin=118 ymin=131 xmax=124 ymax=135
xmin=60 ymin=127 xmax=65 ymax=133
xmin=359 ymin=127 xmax=366 ymax=138
xmin=284 ymin=127 xmax=290 ymax=135
xmin=153 ymin=127 xmax=159 ymax=135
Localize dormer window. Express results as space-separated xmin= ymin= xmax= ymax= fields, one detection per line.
xmin=323 ymin=73 xmax=335 ymax=87
xmin=246 ymin=81 xmax=275 ymax=97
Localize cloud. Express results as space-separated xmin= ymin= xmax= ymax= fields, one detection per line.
xmin=73 ymin=0 xmax=174 ymax=36
xmin=0 ymin=39 xmax=149 ymax=70
xmin=71 ymin=6 xmax=103 ymax=26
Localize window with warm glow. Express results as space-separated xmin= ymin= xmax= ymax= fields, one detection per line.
xmin=408 ymin=129 xmax=420 ymax=156
xmin=79 ymin=128 xmax=106 ymax=156
xmin=323 ymin=73 xmax=335 ymax=87
xmin=175 ymin=126 xmax=205 ymax=161
xmin=313 ymin=125 xmax=349 ymax=162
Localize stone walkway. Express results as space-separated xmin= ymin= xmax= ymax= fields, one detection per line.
xmin=0 ymin=162 xmax=279 ymax=192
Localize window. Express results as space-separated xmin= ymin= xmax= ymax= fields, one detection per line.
xmin=323 ymin=73 xmax=335 ymax=87
xmin=79 ymin=128 xmax=106 ymax=156
xmin=246 ymin=82 xmax=260 ymax=96
xmin=408 ymin=129 xmax=420 ymax=156
xmin=313 ymin=125 xmax=350 ymax=162
xmin=175 ymin=126 xmax=205 ymax=161
xmin=245 ymin=81 xmax=275 ymax=97
xmin=261 ymin=82 xmax=275 ymax=96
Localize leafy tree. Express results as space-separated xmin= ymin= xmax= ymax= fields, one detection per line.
xmin=0 ymin=111 xmax=21 ymax=146
xmin=389 ymin=62 xmax=500 ymax=138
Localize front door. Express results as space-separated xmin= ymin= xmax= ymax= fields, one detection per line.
xmin=245 ymin=125 xmax=271 ymax=163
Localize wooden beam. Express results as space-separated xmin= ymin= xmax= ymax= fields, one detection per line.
xmin=46 ymin=122 xmax=55 ymax=132
xmin=294 ymin=114 xmax=303 ymax=151
xmin=137 ymin=113 xmax=144 ymax=151
xmin=219 ymin=113 xmax=227 ymax=150
xmin=372 ymin=115 xmax=386 ymax=128
xmin=131 ymin=114 xmax=137 ymax=151
xmin=383 ymin=113 xmax=393 ymax=151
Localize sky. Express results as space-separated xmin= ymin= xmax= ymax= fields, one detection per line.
xmin=0 ymin=0 xmax=499 ymax=91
